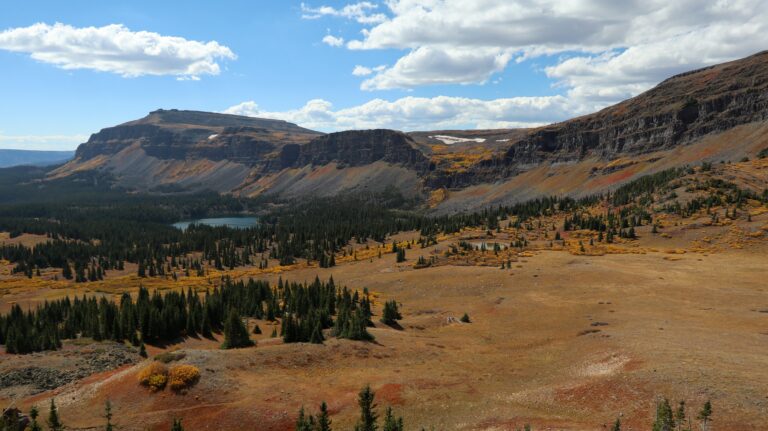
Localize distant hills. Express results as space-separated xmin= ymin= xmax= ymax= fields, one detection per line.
xmin=0 ymin=149 xmax=75 ymax=168
xmin=51 ymin=51 xmax=768 ymax=212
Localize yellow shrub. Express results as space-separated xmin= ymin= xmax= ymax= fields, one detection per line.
xmin=138 ymin=362 xmax=168 ymax=392
xmin=168 ymin=365 xmax=200 ymax=391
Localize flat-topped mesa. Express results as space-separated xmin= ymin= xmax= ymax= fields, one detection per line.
xmin=280 ymin=129 xmax=430 ymax=170
xmin=74 ymin=109 xmax=323 ymax=164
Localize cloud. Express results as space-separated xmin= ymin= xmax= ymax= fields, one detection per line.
xmin=319 ymin=0 xmax=768 ymax=109
xmin=224 ymin=95 xmax=573 ymax=132
xmin=0 ymin=133 xmax=88 ymax=151
xmin=352 ymin=65 xmax=373 ymax=76
xmin=361 ymin=46 xmax=512 ymax=90
xmin=321 ymin=34 xmax=345 ymax=47
xmin=0 ymin=22 xmax=236 ymax=79
xmin=301 ymin=2 xmax=387 ymax=24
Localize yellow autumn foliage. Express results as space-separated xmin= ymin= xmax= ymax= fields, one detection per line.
xmin=168 ymin=364 xmax=200 ymax=391
xmin=138 ymin=362 xmax=168 ymax=392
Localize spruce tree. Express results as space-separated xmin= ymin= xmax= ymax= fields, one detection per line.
xmin=460 ymin=313 xmax=471 ymax=323
xmin=317 ymin=402 xmax=332 ymax=431
xmin=170 ymin=418 xmax=184 ymax=431
xmin=652 ymin=398 xmax=674 ymax=431
xmin=611 ymin=417 xmax=621 ymax=431
xmin=221 ymin=309 xmax=254 ymax=349
xmin=47 ymin=398 xmax=63 ymax=431
xmin=105 ymin=400 xmax=114 ymax=431
xmin=28 ymin=405 xmax=42 ymax=431
xmin=354 ymin=385 xmax=378 ymax=431
xmin=697 ymin=400 xmax=712 ymax=430
xmin=380 ymin=300 xmax=403 ymax=326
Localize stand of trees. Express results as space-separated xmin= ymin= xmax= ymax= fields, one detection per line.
xmin=0 ymin=276 xmax=397 ymax=354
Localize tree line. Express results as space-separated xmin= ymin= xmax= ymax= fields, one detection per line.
xmin=0 ymin=276 xmax=400 ymax=354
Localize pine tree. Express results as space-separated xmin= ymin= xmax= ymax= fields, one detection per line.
xmin=139 ymin=341 xmax=147 ymax=358
xmin=221 ymin=309 xmax=254 ymax=349
xmin=675 ymin=401 xmax=686 ymax=431
xmin=25 ymin=404 xmax=42 ymax=431
xmin=460 ymin=313 xmax=471 ymax=323
xmin=697 ymin=400 xmax=712 ymax=430
xmin=253 ymin=324 xmax=262 ymax=335
xmin=170 ymin=418 xmax=184 ymax=431
xmin=382 ymin=407 xmax=403 ymax=431
xmin=652 ymin=398 xmax=674 ymax=431
xmin=380 ymin=300 xmax=402 ymax=325
xmin=105 ymin=400 xmax=115 ymax=431
xmin=611 ymin=417 xmax=621 ymax=431
xmin=354 ymin=385 xmax=378 ymax=431
xmin=317 ymin=402 xmax=332 ymax=431
xmin=47 ymin=398 xmax=63 ymax=431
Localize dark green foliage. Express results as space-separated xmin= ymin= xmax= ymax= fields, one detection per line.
xmin=354 ymin=386 xmax=378 ymax=431
xmin=28 ymin=405 xmax=42 ymax=431
xmin=697 ymin=400 xmax=712 ymax=428
xmin=47 ymin=399 xmax=63 ymax=431
xmin=105 ymin=400 xmax=114 ymax=431
xmin=460 ymin=313 xmax=471 ymax=323
xmin=757 ymin=147 xmax=768 ymax=159
xmin=221 ymin=309 xmax=254 ymax=349
xmin=380 ymin=300 xmax=402 ymax=326
xmin=652 ymin=398 xmax=674 ymax=431
xmin=611 ymin=417 xmax=620 ymax=431
xmin=170 ymin=418 xmax=184 ymax=431
xmin=0 ymin=276 xmax=392 ymax=354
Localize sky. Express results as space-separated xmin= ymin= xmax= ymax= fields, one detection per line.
xmin=1 ymin=0 xmax=767 ymax=151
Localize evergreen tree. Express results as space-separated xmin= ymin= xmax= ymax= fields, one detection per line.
xmin=382 ymin=407 xmax=403 ymax=431
xmin=697 ymin=400 xmax=712 ymax=430
xmin=460 ymin=313 xmax=471 ymax=323
xmin=221 ymin=309 xmax=254 ymax=349
xmin=354 ymin=385 xmax=378 ymax=431
xmin=317 ymin=402 xmax=332 ymax=431
xmin=105 ymin=400 xmax=115 ymax=431
xmin=139 ymin=341 xmax=147 ymax=358
xmin=611 ymin=417 xmax=621 ymax=431
xmin=170 ymin=418 xmax=184 ymax=431
xmin=652 ymin=398 xmax=674 ymax=431
xmin=28 ymin=405 xmax=42 ymax=431
xmin=47 ymin=398 xmax=63 ymax=431
xmin=380 ymin=300 xmax=402 ymax=326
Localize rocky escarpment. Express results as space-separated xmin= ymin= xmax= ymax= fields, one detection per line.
xmin=428 ymin=51 xmax=768 ymax=188
xmin=74 ymin=109 xmax=322 ymax=165
xmin=280 ymin=129 xmax=430 ymax=171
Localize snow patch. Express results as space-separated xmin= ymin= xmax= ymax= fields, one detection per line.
xmin=208 ymin=134 xmax=218 ymax=140
xmin=429 ymin=135 xmax=486 ymax=145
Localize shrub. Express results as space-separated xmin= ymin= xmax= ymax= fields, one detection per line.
xmin=168 ymin=365 xmax=201 ymax=391
xmin=460 ymin=313 xmax=471 ymax=323
xmin=138 ymin=362 xmax=168 ymax=392
xmin=155 ymin=351 xmax=186 ymax=364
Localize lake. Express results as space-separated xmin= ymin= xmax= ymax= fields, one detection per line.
xmin=172 ymin=216 xmax=259 ymax=231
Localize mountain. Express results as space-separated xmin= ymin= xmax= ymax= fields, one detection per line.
xmin=53 ymin=52 xmax=768 ymax=210
xmin=0 ymin=149 xmax=75 ymax=168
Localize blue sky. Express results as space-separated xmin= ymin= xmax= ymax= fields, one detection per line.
xmin=1 ymin=1 xmax=766 ymax=150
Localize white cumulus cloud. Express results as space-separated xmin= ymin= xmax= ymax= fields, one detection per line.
xmin=301 ymin=2 xmax=388 ymax=24
xmin=311 ymin=0 xmax=768 ymax=111
xmin=223 ymin=95 xmax=573 ymax=132
xmin=0 ymin=22 xmax=236 ymax=79
xmin=321 ymin=35 xmax=345 ymax=47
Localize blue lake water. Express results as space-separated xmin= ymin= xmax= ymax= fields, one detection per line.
xmin=173 ymin=216 xmax=259 ymax=231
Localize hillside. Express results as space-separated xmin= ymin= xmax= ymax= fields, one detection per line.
xmin=52 ymin=52 xmax=768 ymax=209
xmin=0 ymin=149 xmax=74 ymax=168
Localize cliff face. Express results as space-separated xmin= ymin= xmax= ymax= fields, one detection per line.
xmin=427 ymin=51 xmax=768 ymax=188
xmin=284 ymin=129 xmax=429 ymax=170
xmin=74 ymin=109 xmax=323 ymax=165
